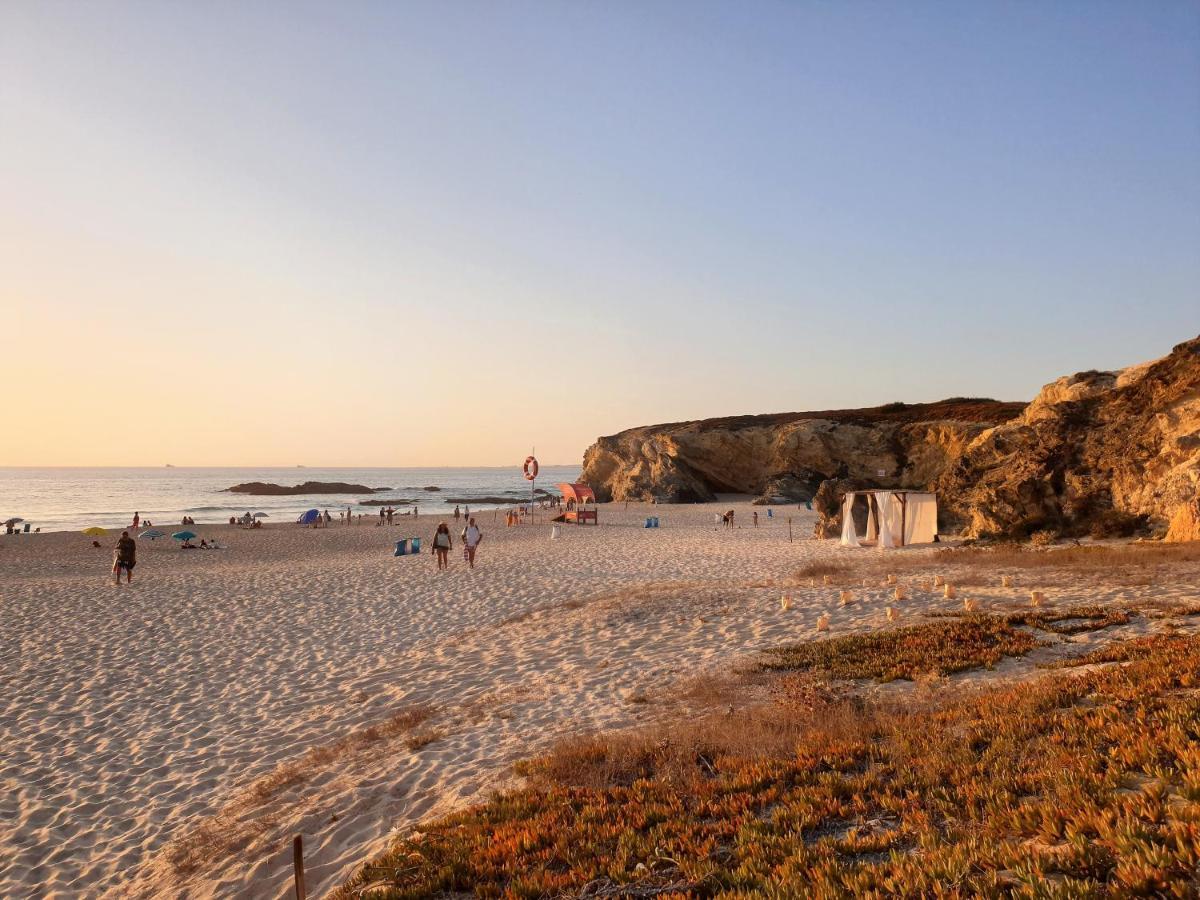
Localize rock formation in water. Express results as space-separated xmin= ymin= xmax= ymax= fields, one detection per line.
xmin=223 ymin=482 xmax=390 ymax=495
xmin=580 ymin=335 xmax=1200 ymax=541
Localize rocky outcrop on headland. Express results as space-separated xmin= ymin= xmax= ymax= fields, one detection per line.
xmin=580 ymin=335 xmax=1200 ymax=541
xmin=938 ymin=335 xmax=1200 ymax=540
xmin=581 ymin=399 xmax=1024 ymax=506
xmin=223 ymin=482 xmax=390 ymax=495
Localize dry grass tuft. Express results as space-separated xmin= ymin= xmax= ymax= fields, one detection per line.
xmin=248 ymin=704 xmax=437 ymax=806
xmin=167 ymin=703 xmax=436 ymax=875
xmin=403 ymin=728 xmax=445 ymax=752
xmin=794 ymin=559 xmax=855 ymax=581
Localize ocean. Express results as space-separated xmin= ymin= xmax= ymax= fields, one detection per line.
xmin=0 ymin=466 xmax=583 ymax=533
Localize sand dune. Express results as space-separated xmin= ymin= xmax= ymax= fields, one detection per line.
xmin=1 ymin=502 xmax=1193 ymax=897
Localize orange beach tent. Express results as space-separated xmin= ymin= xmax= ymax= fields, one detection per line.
xmin=556 ymin=483 xmax=598 ymax=525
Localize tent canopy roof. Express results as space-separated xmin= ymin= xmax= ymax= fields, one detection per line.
xmin=846 ymin=489 xmax=935 ymax=496
xmin=556 ymin=483 xmax=595 ymax=504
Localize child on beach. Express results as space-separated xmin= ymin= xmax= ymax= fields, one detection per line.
xmin=432 ymin=523 xmax=452 ymax=570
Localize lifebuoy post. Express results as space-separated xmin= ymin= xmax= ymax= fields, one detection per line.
xmin=524 ymin=452 xmax=539 ymax=523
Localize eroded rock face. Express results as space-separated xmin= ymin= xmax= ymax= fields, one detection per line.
xmin=938 ymin=336 xmax=1200 ymax=539
xmin=580 ymin=336 xmax=1200 ymax=541
xmin=580 ymin=400 xmax=1023 ymax=508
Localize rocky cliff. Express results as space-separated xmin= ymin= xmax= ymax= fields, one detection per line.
xmin=580 ymin=399 xmax=1024 ymax=506
xmin=580 ymin=335 xmax=1200 ymax=541
xmin=938 ymin=335 xmax=1200 ymax=541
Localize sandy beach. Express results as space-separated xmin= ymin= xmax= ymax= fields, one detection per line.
xmin=2 ymin=501 xmax=1196 ymax=898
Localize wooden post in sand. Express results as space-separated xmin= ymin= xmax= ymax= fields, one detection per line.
xmin=293 ymin=835 xmax=307 ymax=900
xmin=788 ymin=517 xmax=793 ymax=543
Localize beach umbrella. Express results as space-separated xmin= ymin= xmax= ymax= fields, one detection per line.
xmin=298 ymin=509 xmax=319 ymax=525
xmin=253 ymin=512 xmax=269 ymax=518
xmin=83 ymin=526 xmax=106 ymax=536
xmin=4 ymin=517 xmax=23 ymax=526
xmin=172 ymin=530 xmax=198 ymax=542
xmin=139 ymin=529 xmax=166 ymax=540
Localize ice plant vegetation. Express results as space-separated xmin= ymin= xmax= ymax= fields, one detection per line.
xmin=761 ymin=616 xmax=1042 ymax=682
xmin=339 ymin=634 xmax=1200 ymax=897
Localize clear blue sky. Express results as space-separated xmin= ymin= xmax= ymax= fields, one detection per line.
xmin=2 ymin=1 xmax=1197 ymax=465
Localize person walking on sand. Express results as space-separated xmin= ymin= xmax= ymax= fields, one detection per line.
xmin=112 ymin=530 xmax=136 ymax=585
xmin=132 ymin=511 xmax=140 ymax=530
xmin=453 ymin=505 xmax=461 ymax=522
xmin=461 ymin=517 xmax=482 ymax=568
xmin=432 ymin=522 xmax=452 ymax=571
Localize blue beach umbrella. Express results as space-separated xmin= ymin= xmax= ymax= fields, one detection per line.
xmin=298 ymin=509 xmax=319 ymax=525
xmin=172 ymin=530 xmax=198 ymax=542
xmin=139 ymin=529 xmax=166 ymax=540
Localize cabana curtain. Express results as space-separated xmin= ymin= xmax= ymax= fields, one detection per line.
xmin=839 ymin=491 xmax=937 ymax=548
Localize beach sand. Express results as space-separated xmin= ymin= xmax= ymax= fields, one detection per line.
xmin=1 ymin=501 xmax=1195 ymax=898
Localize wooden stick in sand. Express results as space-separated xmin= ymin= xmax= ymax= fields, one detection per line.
xmin=293 ymin=835 xmax=307 ymax=900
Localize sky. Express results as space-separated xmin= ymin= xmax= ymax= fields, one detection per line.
xmin=2 ymin=1 xmax=1197 ymax=467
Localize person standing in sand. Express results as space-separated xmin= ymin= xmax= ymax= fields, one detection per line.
xmin=752 ymin=510 xmax=758 ymax=528
xmin=132 ymin=511 xmax=139 ymax=530
xmin=461 ymin=517 xmax=482 ymax=568
xmin=112 ymin=531 xmax=136 ymax=585
xmin=432 ymin=522 xmax=452 ymax=571
xmin=453 ymin=505 xmax=461 ymax=522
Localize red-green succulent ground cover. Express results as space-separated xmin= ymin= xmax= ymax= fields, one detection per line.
xmin=761 ymin=615 xmax=1044 ymax=682
xmin=338 ymin=627 xmax=1200 ymax=898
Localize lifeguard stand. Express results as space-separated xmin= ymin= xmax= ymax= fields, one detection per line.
xmin=556 ymin=483 xmax=598 ymax=525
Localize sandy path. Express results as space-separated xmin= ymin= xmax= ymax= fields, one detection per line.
xmin=2 ymin=502 xmax=1195 ymax=898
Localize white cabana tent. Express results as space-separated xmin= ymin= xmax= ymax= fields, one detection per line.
xmin=840 ymin=490 xmax=937 ymax=548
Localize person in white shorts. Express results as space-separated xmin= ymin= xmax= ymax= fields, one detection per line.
xmin=462 ymin=517 xmax=483 ymax=569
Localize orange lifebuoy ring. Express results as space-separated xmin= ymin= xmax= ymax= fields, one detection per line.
xmin=523 ymin=456 xmax=539 ymax=481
